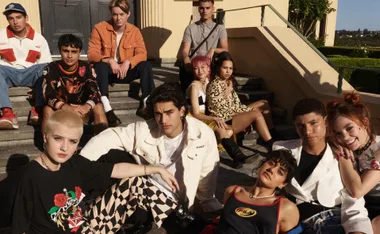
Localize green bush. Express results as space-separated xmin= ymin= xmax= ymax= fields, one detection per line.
xmin=319 ymin=46 xmax=380 ymax=58
xmin=329 ymin=58 xmax=380 ymax=82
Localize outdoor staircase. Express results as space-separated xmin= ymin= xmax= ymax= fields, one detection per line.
xmin=0 ymin=66 xmax=295 ymax=181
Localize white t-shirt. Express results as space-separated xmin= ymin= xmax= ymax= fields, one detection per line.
xmin=148 ymin=127 xmax=187 ymax=201
xmin=114 ymin=32 xmax=123 ymax=63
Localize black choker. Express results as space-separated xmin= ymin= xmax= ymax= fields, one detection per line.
xmin=354 ymin=136 xmax=373 ymax=155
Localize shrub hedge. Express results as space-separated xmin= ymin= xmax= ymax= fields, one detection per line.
xmin=319 ymin=46 xmax=380 ymax=58
xmin=329 ymin=57 xmax=380 ymax=81
xmin=329 ymin=58 xmax=380 ymax=93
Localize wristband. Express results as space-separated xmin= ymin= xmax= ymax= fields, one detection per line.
xmin=371 ymin=159 xmax=380 ymax=170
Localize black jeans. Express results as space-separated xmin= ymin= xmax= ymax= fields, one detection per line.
xmin=94 ymin=61 xmax=155 ymax=101
xmin=179 ymin=65 xmax=194 ymax=93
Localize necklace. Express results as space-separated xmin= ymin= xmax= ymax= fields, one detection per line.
xmin=354 ymin=135 xmax=373 ymax=155
xmin=40 ymin=155 xmax=60 ymax=171
xmin=249 ymin=192 xmax=276 ymax=199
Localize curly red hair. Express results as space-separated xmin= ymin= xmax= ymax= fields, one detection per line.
xmin=326 ymin=91 xmax=371 ymax=138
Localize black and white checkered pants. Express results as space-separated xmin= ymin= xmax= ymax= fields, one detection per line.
xmin=82 ymin=176 xmax=178 ymax=234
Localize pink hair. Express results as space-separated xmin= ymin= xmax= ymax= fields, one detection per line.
xmin=191 ymin=56 xmax=211 ymax=80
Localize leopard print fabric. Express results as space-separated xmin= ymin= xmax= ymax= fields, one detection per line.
xmin=207 ymin=76 xmax=253 ymax=121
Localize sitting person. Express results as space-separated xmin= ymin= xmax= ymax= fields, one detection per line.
xmin=187 ymin=55 xmax=245 ymax=169
xmin=207 ymin=52 xmax=275 ymax=149
xmin=178 ymin=0 xmax=228 ymax=92
xmin=274 ymin=97 xmax=373 ymax=234
xmin=327 ymin=92 xmax=380 ymax=233
xmin=88 ymin=0 xmax=155 ymax=125
xmin=42 ymin=34 xmax=108 ymax=135
xmin=12 ymin=109 xmax=179 ymax=233
xmin=80 ymin=82 xmax=223 ymax=230
xmin=0 ymin=3 xmax=52 ymax=129
xmin=205 ymin=149 xmax=299 ymax=234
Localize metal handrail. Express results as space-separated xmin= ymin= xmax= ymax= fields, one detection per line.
xmin=214 ymin=4 xmax=329 ymax=63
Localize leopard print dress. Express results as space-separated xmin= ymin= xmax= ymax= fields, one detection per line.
xmin=207 ymin=76 xmax=253 ymax=121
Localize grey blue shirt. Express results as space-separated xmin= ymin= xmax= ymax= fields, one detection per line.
xmin=182 ymin=20 xmax=227 ymax=57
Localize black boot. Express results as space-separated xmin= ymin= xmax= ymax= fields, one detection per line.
xmin=221 ymin=138 xmax=246 ymax=169
xmin=257 ymin=137 xmax=275 ymax=153
xmin=106 ymin=110 xmax=121 ymax=127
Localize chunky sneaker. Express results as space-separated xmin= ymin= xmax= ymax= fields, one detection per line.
xmin=27 ymin=107 xmax=40 ymax=126
xmin=0 ymin=108 xmax=19 ymax=130
xmin=106 ymin=110 xmax=121 ymax=127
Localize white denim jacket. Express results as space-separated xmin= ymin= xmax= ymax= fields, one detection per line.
xmin=273 ymin=139 xmax=373 ymax=234
xmin=80 ymin=116 xmax=223 ymax=212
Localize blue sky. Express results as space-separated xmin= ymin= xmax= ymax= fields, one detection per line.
xmin=336 ymin=0 xmax=380 ymax=30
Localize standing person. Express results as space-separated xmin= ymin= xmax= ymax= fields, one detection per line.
xmin=42 ymin=34 xmax=108 ymax=135
xmin=88 ymin=0 xmax=155 ymax=126
xmin=12 ymin=109 xmax=179 ymax=234
xmin=80 ymin=83 xmax=223 ymax=229
xmin=187 ymin=55 xmax=246 ymax=169
xmin=207 ymin=52 xmax=275 ymax=150
xmin=212 ymin=149 xmax=300 ymax=234
xmin=0 ymin=2 xmax=52 ymax=129
xmin=179 ymin=0 xmax=228 ymax=92
xmin=327 ymin=92 xmax=380 ymax=233
xmin=274 ymin=98 xmax=373 ymax=234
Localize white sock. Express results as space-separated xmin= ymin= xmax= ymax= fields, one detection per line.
xmin=101 ymin=96 xmax=112 ymax=112
xmin=142 ymin=95 xmax=149 ymax=109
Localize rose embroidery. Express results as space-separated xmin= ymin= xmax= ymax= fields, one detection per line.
xmin=48 ymin=187 xmax=87 ymax=232
xmin=75 ymin=186 xmax=82 ymax=200
xmin=54 ymin=193 xmax=68 ymax=207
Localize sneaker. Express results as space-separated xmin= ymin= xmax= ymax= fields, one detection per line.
xmin=27 ymin=107 xmax=40 ymax=126
xmin=106 ymin=110 xmax=121 ymax=127
xmin=0 ymin=108 xmax=19 ymax=130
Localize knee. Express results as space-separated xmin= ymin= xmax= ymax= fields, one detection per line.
xmin=372 ymin=216 xmax=380 ymax=231
xmin=94 ymin=62 xmax=108 ymax=70
xmin=138 ymin=61 xmax=152 ymax=71
xmin=43 ymin=105 xmax=54 ymax=119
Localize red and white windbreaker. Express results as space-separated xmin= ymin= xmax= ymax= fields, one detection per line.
xmin=0 ymin=24 xmax=52 ymax=69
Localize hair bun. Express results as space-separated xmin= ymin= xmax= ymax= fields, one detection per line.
xmin=343 ymin=91 xmax=360 ymax=105
xmin=326 ymin=100 xmax=340 ymax=110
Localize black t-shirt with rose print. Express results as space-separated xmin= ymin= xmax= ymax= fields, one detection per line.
xmin=12 ymin=155 xmax=114 ymax=234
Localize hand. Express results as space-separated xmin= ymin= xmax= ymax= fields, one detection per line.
xmin=158 ymin=167 xmax=180 ymax=192
xmin=332 ymin=144 xmax=354 ymax=162
xmin=184 ymin=57 xmax=192 ymax=72
xmin=118 ymin=60 xmax=131 ymax=79
xmin=109 ymin=59 xmax=120 ymax=75
xmin=76 ymin=104 xmax=92 ymax=117
xmin=214 ymin=117 xmax=227 ymax=129
xmin=206 ymin=48 xmax=215 ymax=60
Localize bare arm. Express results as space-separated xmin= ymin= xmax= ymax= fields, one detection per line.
xmin=223 ymin=185 xmax=236 ymax=204
xmin=278 ymin=199 xmax=299 ymax=233
xmin=111 ymin=163 xmax=179 ymax=192
xmin=206 ymin=39 xmax=229 ymax=59
xmin=180 ymin=41 xmax=192 ymax=67
xmin=339 ymin=157 xmax=380 ymax=198
xmin=189 ymin=83 xmax=215 ymax=122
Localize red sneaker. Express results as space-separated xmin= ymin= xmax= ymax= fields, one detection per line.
xmin=28 ymin=107 xmax=40 ymax=126
xmin=0 ymin=108 xmax=19 ymax=130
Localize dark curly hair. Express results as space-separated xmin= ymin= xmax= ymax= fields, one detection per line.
xmin=255 ymin=149 xmax=297 ymax=185
xmin=58 ymin=34 xmax=83 ymax=51
xmin=146 ymin=83 xmax=189 ymax=119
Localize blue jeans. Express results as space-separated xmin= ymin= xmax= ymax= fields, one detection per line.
xmin=0 ymin=64 xmax=47 ymax=108
xmin=302 ymin=208 xmax=345 ymax=234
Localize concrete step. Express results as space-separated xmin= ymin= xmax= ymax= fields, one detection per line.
xmin=10 ymin=96 xmax=139 ymax=118
xmin=0 ymin=113 xmax=143 ymax=148
xmin=237 ymin=90 xmax=274 ymax=104
xmin=235 ymin=76 xmax=263 ymax=91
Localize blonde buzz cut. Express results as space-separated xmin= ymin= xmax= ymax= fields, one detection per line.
xmin=45 ymin=109 xmax=84 ymax=136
